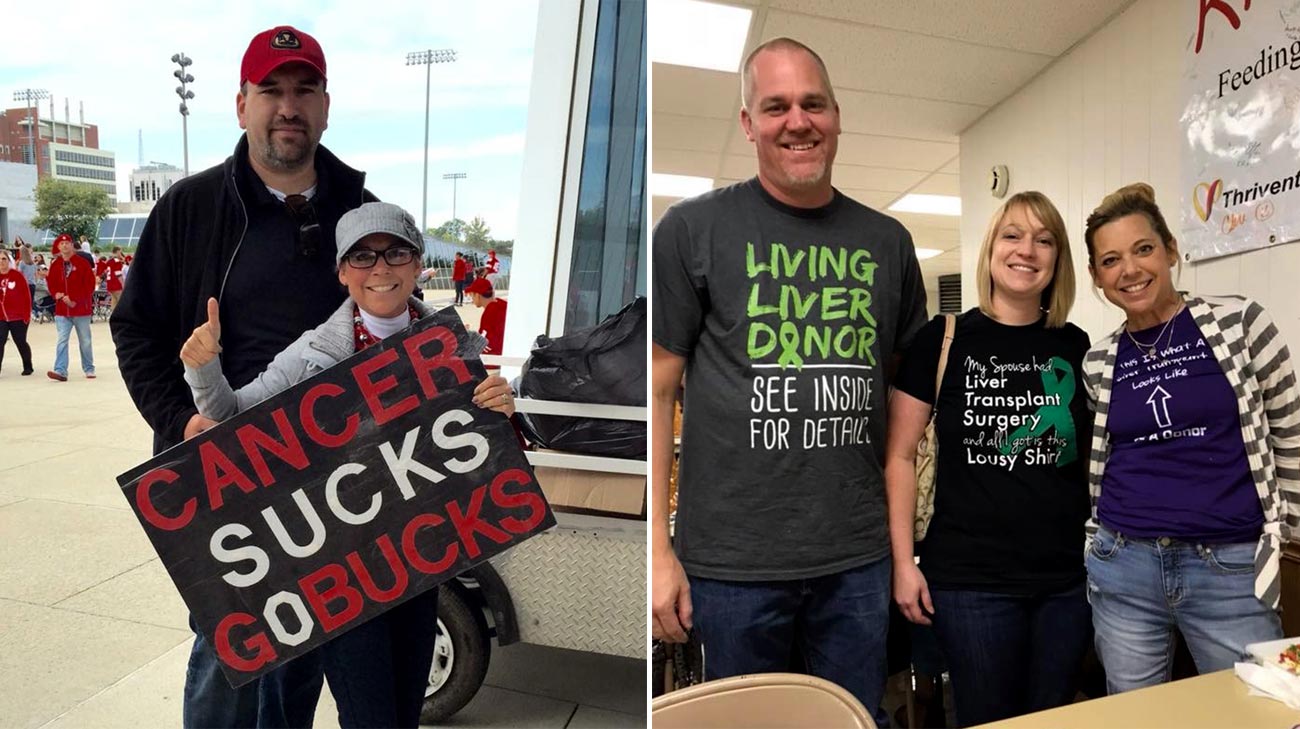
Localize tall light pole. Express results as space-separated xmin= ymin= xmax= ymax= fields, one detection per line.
xmin=405 ymin=48 xmax=457 ymax=232
xmin=442 ymin=172 xmax=467 ymax=230
xmin=12 ymin=89 xmax=49 ymax=172
xmin=171 ymin=54 xmax=194 ymax=176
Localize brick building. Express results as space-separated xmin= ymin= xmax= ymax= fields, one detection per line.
xmin=0 ymin=104 xmax=115 ymax=202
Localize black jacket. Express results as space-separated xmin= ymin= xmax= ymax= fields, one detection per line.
xmin=111 ymin=135 xmax=375 ymax=455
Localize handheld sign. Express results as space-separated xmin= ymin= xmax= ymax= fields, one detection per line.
xmin=117 ymin=307 xmax=554 ymax=687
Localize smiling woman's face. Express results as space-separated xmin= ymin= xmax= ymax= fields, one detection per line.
xmin=988 ymin=204 xmax=1058 ymax=304
xmin=337 ymin=233 xmax=419 ymax=318
xmin=1088 ymin=212 xmax=1179 ymax=320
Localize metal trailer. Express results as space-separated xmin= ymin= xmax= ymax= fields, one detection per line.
xmin=420 ymin=388 xmax=646 ymax=723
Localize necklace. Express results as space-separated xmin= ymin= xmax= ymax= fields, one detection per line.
xmin=352 ymin=303 xmax=420 ymax=351
xmin=1126 ymin=302 xmax=1184 ymax=358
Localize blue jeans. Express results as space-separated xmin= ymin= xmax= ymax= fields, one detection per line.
xmin=688 ymin=556 xmax=892 ymax=727
xmin=1086 ymin=526 xmax=1281 ymax=694
xmin=52 ymin=315 xmax=93 ymax=375
xmin=319 ymin=587 xmax=439 ymax=728
xmin=454 ymin=279 xmax=465 ymax=304
xmin=182 ymin=616 xmax=323 ymax=728
xmin=930 ymin=582 xmax=1091 ymax=726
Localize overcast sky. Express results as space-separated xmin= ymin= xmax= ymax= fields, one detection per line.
xmin=0 ymin=0 xmax=541 ymax=239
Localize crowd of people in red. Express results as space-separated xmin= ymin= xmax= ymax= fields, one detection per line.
xmin=0 ymin=233 xmax=134 ymax=378
xmin=424 ymin=247 xmax=507 ymax=356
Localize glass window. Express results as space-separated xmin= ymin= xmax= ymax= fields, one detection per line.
xmin=563 ymin=0 xmax=646 ymax=333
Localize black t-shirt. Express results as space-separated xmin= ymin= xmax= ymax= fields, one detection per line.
xmin=653 ymin=178 xmax=929 ymax=581
xmin=894 ymin=309 xmax=1091 ymax=593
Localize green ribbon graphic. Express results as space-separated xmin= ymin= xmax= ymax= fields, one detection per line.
xmin=999 ymin=356 xmax=1077 ymax=466
xmin=777 ymin=321 xmax=803 ymax=369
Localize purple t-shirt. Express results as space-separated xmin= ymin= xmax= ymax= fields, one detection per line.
xmin=1099 ymin=308 xmax=1261 ymax=542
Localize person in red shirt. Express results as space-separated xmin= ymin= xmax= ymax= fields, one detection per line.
xmin=485 ymin=248 xmax=501 ymax=286
xmin=452 ymin=251 xmax=469 ymax=306
xmin=0 ymin=249 xmax=34 ymax=375
xmin=99 ymin=246 xmax=128 ymax=310
xmin=46 ymin=233 xmax=96 ymax=380
xmin=465 ymin=276 xmax=507 ymax=357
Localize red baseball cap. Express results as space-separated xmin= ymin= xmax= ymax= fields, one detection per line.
xmin=241 ymin=26 xmax=327 ymax=85
xmin=53 ymin=233 xmax=73 ymax=247
xmin=465 ymin=278 xmax=494 ymax=297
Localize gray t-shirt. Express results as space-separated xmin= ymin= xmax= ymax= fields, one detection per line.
xmin=654 ymin=178 xmax=928 ymax=580
xmin=17 ymin=261 xmax=36 ymax=285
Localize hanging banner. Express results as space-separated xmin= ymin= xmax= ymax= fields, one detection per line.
xmin=1180 ymin=0 xmax=1300 ymax=261
xmin=116 ymin=308 xmax=554 ymax=687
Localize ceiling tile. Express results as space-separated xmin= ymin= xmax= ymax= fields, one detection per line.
xmin=654 ymin=148 xmax=722 ymax=178
xmin=839 ymin=189 xmax=896 ymax=210
xmin=831 ymin=164 xmax=928 ymax=193
xmin=652 ymin=113 xmax=735 ymax=154
xmin=836 ymin=89 xmax=985 ymax=142
xmin=757 ymin=10 xmax=1053 ymax=106
xmin=652 ymin=63 xmax=740 ymax=120
xmin=887 ymin=211 xmax=962 ymax=238
xmin=762 ymin=0 xmax=1133 ymax=56
xmin=909 ymin=173 xmax=961 ymax=196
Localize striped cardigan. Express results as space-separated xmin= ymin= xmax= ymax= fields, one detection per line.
xmin=1082 ymin=295 xmax=1300 ymax=609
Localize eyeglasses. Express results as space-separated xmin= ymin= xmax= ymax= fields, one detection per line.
xmin=284 ymin=194 xmax=322 ymax=258
xmin=343 ymin=246 xmax=418 ymax=269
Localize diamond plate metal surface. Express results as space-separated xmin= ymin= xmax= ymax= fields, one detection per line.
xmin=492 ymin=516 xmax=646 ymax=659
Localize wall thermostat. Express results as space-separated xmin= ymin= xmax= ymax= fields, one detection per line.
xmin=990 ymin=165 xmax=1009 ymax=198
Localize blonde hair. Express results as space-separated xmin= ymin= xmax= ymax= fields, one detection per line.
xmin=740 ymin=37 xmax=836 ymax=111
xmin=1084 ymin=183 xmax=1177 ymax=265
xmin=975 ymin=191 xmax=1075 ymax=328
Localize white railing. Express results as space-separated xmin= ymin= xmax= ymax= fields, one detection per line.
xmin=482 ymin=354 xmax=646 ymax=476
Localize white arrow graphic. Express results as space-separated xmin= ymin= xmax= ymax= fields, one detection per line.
xmin=1146 ymin=385 xmax=1172 ymax=428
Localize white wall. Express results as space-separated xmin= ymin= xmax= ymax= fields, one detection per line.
xmin=0 ymin=161 xmax=39 ymax=243
xmin=960 ymin=0 xmax=1300 ymax=354
xmin=504 ymin=0 xmax=590 ymax=359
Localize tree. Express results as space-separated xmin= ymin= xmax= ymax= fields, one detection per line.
xmin=429 ymin=218 xmax=467 ymax=243
xmin=464 ymin=216 xmax=491 ymax=248
xmin=428 ymin=216 xmax=512 ymax=257
xmin=31 ymin=178 xmax=113 ymax=244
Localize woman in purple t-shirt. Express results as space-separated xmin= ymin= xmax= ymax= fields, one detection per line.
xmin=1081 ymin=183 xmax=1300 ymax=694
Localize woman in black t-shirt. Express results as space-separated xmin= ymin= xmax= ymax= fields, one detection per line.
xmin=884 ymin=192 xmax=1093 ymax=726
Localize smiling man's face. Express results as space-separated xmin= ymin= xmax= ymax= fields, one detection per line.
xmin=740 ymin=46 xmax=841 ymax=208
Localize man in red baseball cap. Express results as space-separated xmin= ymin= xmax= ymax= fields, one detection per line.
xmin=46 ymin=233 xmax=95 ymax=381
xmin=238 ymin=25 xmax=331 ymax=183
xmin=111 ymin=23 xmax=380 ymax=728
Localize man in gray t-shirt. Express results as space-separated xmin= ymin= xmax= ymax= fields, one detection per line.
xmin=651 ymin=38 xmax=926 ymax=722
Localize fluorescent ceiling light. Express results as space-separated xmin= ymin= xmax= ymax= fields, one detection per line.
xmin=889 ymin=194 xmax=962 ymax=216
xmin=915 ymin=248 xmax=944 ymax=260
xmin=649 ymin=0 xmax=752 ymax=73
xmin=652 ymin=173 xmax=714 ymax=198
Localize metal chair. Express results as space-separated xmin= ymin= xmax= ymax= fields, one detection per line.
xmin=652 ymin=672 xmax=878 ymax=729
